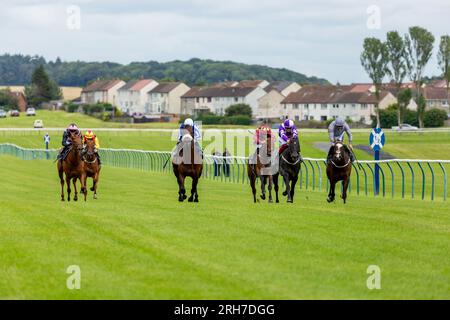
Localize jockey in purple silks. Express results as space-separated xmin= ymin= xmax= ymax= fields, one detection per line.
xmin=278 ymin=119 xmax=298 ymax=155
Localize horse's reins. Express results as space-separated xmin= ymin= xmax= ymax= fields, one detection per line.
xmin=331 ymin=158 xmax=351 ymax=168
xmin=281 ymin=154 xmax=301 ymax=165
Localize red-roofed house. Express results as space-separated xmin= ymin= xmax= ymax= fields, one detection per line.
xmin=81 ymin=79 xmax=125 ymax=106
xmin=117 ymin=79 xmax=159 ymax=114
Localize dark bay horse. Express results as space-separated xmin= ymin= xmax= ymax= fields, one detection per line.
xmin=80 ymin=138 xmax=101 ymax=201
xmin=273 ymin=137 xmax=301 ymax=203
xmin=248 ymin=137 xmax=276 ymax=203
xmin=326 ymin=142 xmax=352 ymax=204
xmin=172 ymin=128 xmax=203 ymax=202
xmin=57 ymin=132 xmax=84 ymax=201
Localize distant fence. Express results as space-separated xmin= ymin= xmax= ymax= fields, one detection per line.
xmin=1 ymin=143 xmax=448 ymax=201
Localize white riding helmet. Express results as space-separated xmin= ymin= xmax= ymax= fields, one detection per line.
xmin=184 ymin=118 xmax=194 ymax=127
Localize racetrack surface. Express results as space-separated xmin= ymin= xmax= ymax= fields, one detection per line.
xmin=0 ymin=156 xmax=449 ymax=299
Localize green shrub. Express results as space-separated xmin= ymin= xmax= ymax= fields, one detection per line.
xmin=65 ymin=102 xmax=78 ymax=113
xmin=424 ymin=108 xmax=448 ymax=127
xmin=220 ymin=115 xmax=252 ymax=125
xmin=225 ymin=104 xmax=252 ymax=117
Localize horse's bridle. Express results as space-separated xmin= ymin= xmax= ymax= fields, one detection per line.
xmin=281 ymin=154 xmax=301 ymax=165
xmin=331 ymin=158 xmax=351 ymax=168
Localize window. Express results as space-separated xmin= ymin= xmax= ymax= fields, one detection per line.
xmin=303 ymin=104 xmax=309 ymax=109
xmin=321 ymin=116 xmax=327 ymax=121
xmin=352 ymin=104 xmax=356 ymax=108
xmin=196 ymin=97 xmax=200 ymax=103
xmin=207 ymin=97 xmax=212 ymax=103
xmin=310 ymin=116 xmax=314 ymax=120
xmin=361 ymin=104 xmax=368 ymax=110
xmin=321 ymin=104 xmax=327 ymax=110
xmin=295 ymin=116 xmax=300 ymax=121
xmin=293 ymin=104 xmax=299 ymax=110
xmin=234 ymin=97 xmax=239 ymax=102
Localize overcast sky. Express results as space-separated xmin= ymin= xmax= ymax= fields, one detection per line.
xmin=1 ymin=0 xmax=449 ymax=83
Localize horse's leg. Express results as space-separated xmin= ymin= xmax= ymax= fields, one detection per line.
xmin=327 ymin=180 xmax=336 ymax=203
xmin=249 ymin=173 xmax=257 ymax=203
xmin=93 ymin=172 xmax=99 ymax=200
xmin=73 ymin=177 xmax=79 ymax=202
xmin=260 ymin=176 xmax=266 ymax=200
xmin=59 ymin=166 xmax=65 ymax=201
xmin=268 ymin=175 xmax=273 ymax=203
xmin=273 ymin=174 xmax=280 ymax=203
xmin=66 ymin=176 xmax=72 ymax=202
xmin=290 ymin=174 xmax=298 ymax=202
xmin=190 ymin=176 xmax=199 ymax=203
xmin=80 ymin=173 xmax=87 ymax=202
xmin=177 ymin=175 xmax=186 ymax=202
xmin=342 ymin=177 xmax=349 ymax=204
xmin=283 ymin=174 xmax=292 ymax=203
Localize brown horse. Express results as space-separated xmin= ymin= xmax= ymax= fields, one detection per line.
xmin=248 ymin=139 xmax=275 ymax=203
xmin=80 ymin=138 xmax=101 ymax=201
xmin=172 ymin=127 xmax=203 ymax=202
xmin=326 ymin=142 xmax=352 ymax=204
xmin=57 ymin=132 xmax=84 ymax=202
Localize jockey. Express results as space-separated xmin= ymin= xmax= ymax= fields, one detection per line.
xmin=57 ymin=123 xmax=81 ymax=161
xmin=278 ymin=119 xmax=298 ymax=155
xmin=174 ymin=118 xmax=202 ymax=157
xmin=327 ymin=118 xmax=355 ymax=163
xmin=254 ymin=122 xmax=274 ymax=154
xmin=83 ymin=129 xmax=101 ymax=165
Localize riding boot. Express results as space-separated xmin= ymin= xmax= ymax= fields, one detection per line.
xmin=349 ymin=150 xmax=356 ymax=163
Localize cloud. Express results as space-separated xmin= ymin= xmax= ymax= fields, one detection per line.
xmin=0 ymin=0 xmax=449 ymax=83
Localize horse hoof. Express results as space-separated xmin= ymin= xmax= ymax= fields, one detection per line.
xmin=260 ymin=195 xmax=266 ymax=200
xmin=327 ymin=197 xmax=334 ymax=203
xmin=188 ymin=197 xmax=194 ymax=202
xmin=287 ymin=199 xmax=293 ymax=203
xmin=90 ymin=187 xmax=95 ymax=191
xmin=194 ymin=198 xmax=199 ymax=203
xmin=269 ymin=199 xmax=273 ymax=203
xmin=276 ymin=200 xmax=279 ymax=203
xmin=93 ymin=195 xmax=97 ymax=200
xmin=282 ymin=191 xmax=288 ymax=196
xmin=183 ymin=195 xmax=187 ymax=200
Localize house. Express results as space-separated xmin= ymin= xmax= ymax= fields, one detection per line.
xmin=11 ymin=92 xmax=27 ymax=112
xmin=256 ymin=81 xmax=302 ymax=120
xmin=146 ymin=82 xmax=190 ymax=115
xmin=117 ymin=79 xmax=158 ymax=115
xmin=281 ymin=85 xmax=396 ymax=124
xmin=423 ymin=87 xmax=449 ymax=109
xmin=181 ymin=85 xmax=267 ymax=116
xmin=81 ymin=79 xmax=125 ymax=106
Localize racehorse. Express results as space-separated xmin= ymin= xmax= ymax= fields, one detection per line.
xmin=57 ymin=132 xmax=84 ymax=202
xmin=273 ymin=137 xmax=301 ymax=203
xmin=326 ymin=142 xmax=352 ymax=204
xmin=248 ymin=136 xmax=276 ymax=203
xmin=172 ymin=127 xmax=203 ymax=202
xmin=80 ymin=137 xmax=101 ymax=201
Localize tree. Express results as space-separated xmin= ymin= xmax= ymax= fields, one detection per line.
xmin=397 ymin=88 xmax=412 ymax=126
xmin=404 ymin=26 xmax=435 ymax=128
xmin=386 ymin=31 xmax=407 ymax=128
xmin=225 ymin=103 xmax=252 ymax=118
xmin=437 ymin=35 xmax=450 ymax=107
xmin=360 ymin=37 xmax=390 ymax=128
xmin=25 ymin=65 xmax=62 ymax=107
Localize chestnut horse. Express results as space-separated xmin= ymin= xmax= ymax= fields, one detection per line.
xmin=326 ymin=142 xmax=352 ymax=204
xmin=80 ymin=138 xmax=101 ymax=201
xmin=57 ymin=132 xmax=84 ymax=202
xmin=172 ymin=127 xmax=203 ymax=202
xmin=248 ymin=136 xmax=276 ymax=203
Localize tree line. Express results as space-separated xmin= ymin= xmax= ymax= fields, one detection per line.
xmin=0 ymin=55 xmax=329 ymax=87
xmin=361 ymin=26 xmax=450 ymax=129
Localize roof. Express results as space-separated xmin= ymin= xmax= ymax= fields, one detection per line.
xmin=281 ymin=85 xmax=390 ymax=104
xmin=264 ymin=81 xmax=295 ymax=93
xmin=148 ymin=82 xmax=182 ymax=93
xmin=424 ymin=87 xmax=449 ymax=100
xmin=82 ymin=79 xmax=123 ymax=93
xmin=349 ymin=83 xmax=374 ymax=92
xmin=181 ymin=86 xmax=257 ymax=98
xmin=238 ymin=80 xmax=267 ymax=88
xmin=119 ymin=79 xmax=155 ymax=91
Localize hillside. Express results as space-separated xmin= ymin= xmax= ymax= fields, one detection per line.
xmin=0 ymin=54 xmax=329 ymax=87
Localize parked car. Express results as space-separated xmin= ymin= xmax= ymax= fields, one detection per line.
xmin=391 ymin=124 xmax=419 ymax=131
xmin=26 ymin=108 xmax=36 ymax=116
xmin=0 ymin=109 xmax=6 ymax=118
xmin=33 ymin=119 xmax=44 ymax=129
xmin=10 ymin=110 xmax=20 ymax=117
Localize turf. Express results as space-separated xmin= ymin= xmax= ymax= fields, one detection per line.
xmin=0 ymin=156 xmax=449 ymax=299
